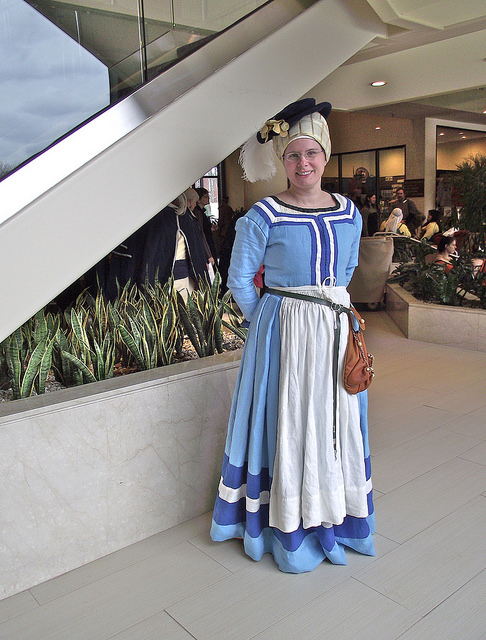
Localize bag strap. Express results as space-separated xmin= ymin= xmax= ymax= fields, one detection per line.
xmin=349 ymin=306 xmax=366 ymax=332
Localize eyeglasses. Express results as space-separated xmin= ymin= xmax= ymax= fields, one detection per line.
xmin=282 ymin=149 xmax=324 ymax=162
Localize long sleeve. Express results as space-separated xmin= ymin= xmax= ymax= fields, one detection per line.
xmin=345 ymin=203 xmax=362 ymax=285
xmin=227 ymin=213 xmax=268 ymax=322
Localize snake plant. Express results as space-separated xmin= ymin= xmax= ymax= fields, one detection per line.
xmin=1 ymin=311 xmax=56 ymax=399
xmin=2 ymin=271 xmax=246 ymax=399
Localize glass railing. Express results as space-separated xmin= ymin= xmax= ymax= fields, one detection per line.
xmin=0 ymin=0 xmax=268 ymax=178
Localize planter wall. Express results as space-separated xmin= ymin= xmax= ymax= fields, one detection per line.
xmin=386 ymin=283 xmax=486 ymax=352
xmin=0 ymin=350 xmax=242 ymax=600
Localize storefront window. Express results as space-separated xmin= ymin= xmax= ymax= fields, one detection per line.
xmin=436 ymin=126 xmax=486 ymax=215
xmin=195 ymin=165 xmax=221 ymax=222
xmin=378 ymin=147 xmax=405 ymax=210
xmin=328 ymin=146 xmax=405 ymax=210
xmin=341 ymin=151 xmax=376 ymax=202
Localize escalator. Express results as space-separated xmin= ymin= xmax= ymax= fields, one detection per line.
xmin=0 ymin=0 xmax=386 ymax=341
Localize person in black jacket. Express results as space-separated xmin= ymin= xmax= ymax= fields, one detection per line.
xmin=194 ymin=187 xmax=217 ymax=262
xmin=141 ymin=189 xmax=209 ymax=298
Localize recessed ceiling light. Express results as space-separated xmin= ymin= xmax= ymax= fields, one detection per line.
xmin=439 ymin=132 xmax=445 ymax=136
xmin=371 ymin=81 xmax=387 ymax=87
xmin=375 ymin=126 xmax=381 ymax=130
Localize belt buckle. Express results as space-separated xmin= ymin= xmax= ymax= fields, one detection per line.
xmin=330 ymin=302 xmax=343 ymax=313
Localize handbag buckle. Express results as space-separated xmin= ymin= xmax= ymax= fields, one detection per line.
xmin=330 ymin=302 xmax=344 ymax=313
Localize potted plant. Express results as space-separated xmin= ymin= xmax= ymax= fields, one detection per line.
xmin=451 ymin=154 xmax=486 ymax=251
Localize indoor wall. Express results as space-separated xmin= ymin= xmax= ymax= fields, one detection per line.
xmin=437 ymin=138 xmax=486 ymax=170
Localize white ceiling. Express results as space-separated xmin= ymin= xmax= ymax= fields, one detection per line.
xmin=309 ymin=0 xmax=486 ymax=124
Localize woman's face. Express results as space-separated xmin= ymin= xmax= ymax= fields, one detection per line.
xmin=370 ymin=194 xmax=376 ymax=205
xmin=446 ymin=239 xmax=457 ymax=254
xmin=282 ymin=137 xmax=327 ymax=190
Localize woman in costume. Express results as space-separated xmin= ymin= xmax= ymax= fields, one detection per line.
xmin=210 ymin=99 xmax=375 ymax=573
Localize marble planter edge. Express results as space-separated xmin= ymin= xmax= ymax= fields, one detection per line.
xmin=0 ymin=349 xmax=242 ymax=600
xmin=385 ymin=283 xmax=486 ymax=352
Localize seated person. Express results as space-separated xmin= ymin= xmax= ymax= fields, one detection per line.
xmin=380 ymin=208 xmax=411 ymax=237
xmin=472 ymin=257 xmax=486 ymax=287
xmin=419 ymin=209 xmax=441 ymax=241
xmin=431 ymin=235 xmax=457 ymax=272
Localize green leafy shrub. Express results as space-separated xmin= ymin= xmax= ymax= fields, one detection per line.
xmin=1 ymin=311 xmax=56 ymax=398
xmin=0 ymin=273 xmax=246 ymax=400
xmin=451 ymin=154 xmax=486 ymax=251
xmin=388 ymin=241 xmax=486 ymax=309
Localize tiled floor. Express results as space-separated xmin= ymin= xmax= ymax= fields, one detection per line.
xmin=1 ymin=311 xmax=485 ymax=640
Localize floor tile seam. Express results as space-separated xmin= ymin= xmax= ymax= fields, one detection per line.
xmin=163 ymin=570 xmax=235 ymax=614
xmin=164 ymin=560 xmax=353 ymax=631
xmin=372 ymin=453 xmax=478 ymax=494
xmin=28 ymin=537 xmax=201 ymax=607
xmin=164 ymin=610 xmax=198 ymax=640
xmin=240 ymin=575 xmax=357 ymax=640
xmin=457 ymin=452 xmax=486 ymax=466
xmin=369 ymin=426 xmax=447 ymax=462
xmin=392 ymin=568 xmax=486 ymax=638
xmin=349 ymin=533 xmax=402 ymax=567
xmin=12 ymin=520 xmax=212 ymax=607
xmin=442 ymin=425 xmax=486 ymax=442
xmin=373 ymin=453 xmax=486 ymax=502
xmin=370 ymin=425 xmax=481 ymax=463
xmin=28 ymin=554 xmax=159 ymax=607
xmin=369 ymin=432 xmax=448 ymax=458
xmin=425 ymin=397 xmax=486 ymax=415
xmin=0 ymin=596 xmax=41 ymax=628
xmin=99 ymin=607 xmax=198 ymax=640
xmin=186 ymin=537 xmax=243 ymax=575
xmin=350 ymin=575 xmax=422 ymax=621
xmin=369 ymin=404 xmax=458 ymax=430
xmin=28 ymin=589 xmax=42 ymax=608
xmin=376 ymin=494 xmax=486 ymax=551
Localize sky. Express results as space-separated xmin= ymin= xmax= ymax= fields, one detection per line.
xmin=0 ymin=0 xmax=110 ymax=172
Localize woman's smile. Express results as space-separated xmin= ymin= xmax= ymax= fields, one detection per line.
xmin=283 ymin=138 xmax=327 ymax=189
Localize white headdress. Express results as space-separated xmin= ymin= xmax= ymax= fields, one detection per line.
xmin=239 ymin=98 xmax=332 ymax=182
xmin=385 ymin=208 xmax=403 ymax=233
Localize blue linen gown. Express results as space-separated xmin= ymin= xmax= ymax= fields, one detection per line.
xmin=210 ymin=194 xmax=375 ymax=572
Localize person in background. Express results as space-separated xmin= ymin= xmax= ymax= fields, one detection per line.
xmin=360 ymin=193 xmax=379 ymax=237
xmin=380 ymin=207 xmax=411 ymax=236
xmin=218 ymin=196 xmax=235 ymax=243
xmin=210 ymin=98 xmax=375 ymax=573
xmin=349 ymin=187 xmax=363 ymax=210
xmin=142 ymin=189 xmax=209 ymax=298
xmin=419 ymin=209 xmax=441 ymax=241
xmin=389 ymin=187 xmax=423 ymax=236
xmin=432 ymin=235 xmax=456 ymax=273
xmin=217 ymin=208 xmax=246 ymax=294
xmin=194 ymin=187 xmax=217 ymax=263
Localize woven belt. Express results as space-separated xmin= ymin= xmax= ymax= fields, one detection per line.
xmin=266 ymin=288 xmax=354 ymax=457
